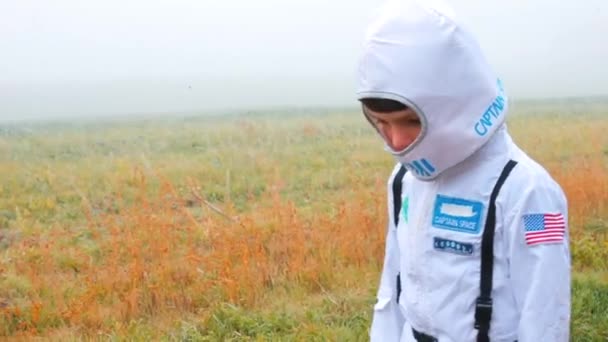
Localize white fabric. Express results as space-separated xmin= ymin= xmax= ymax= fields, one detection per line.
xmin=357 ymin=0 xmax=506 ymax=181
xmin=371 ymin=130 xmax=571 ymax=341
xmin=361 ymin=1 xmax=571 ymax=341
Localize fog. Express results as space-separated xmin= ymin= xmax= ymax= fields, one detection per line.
xmin=1 ymin=0 xmax=608 ymax=121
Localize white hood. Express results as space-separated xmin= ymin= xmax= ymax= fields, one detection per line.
xmin=357 ymin=0 xmax=508 ymax=181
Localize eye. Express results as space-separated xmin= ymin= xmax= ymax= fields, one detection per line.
xmin=373 ymin=118 xmax=387 ymax=125
xmin=397 ymin=117 xmax=421 ymax=126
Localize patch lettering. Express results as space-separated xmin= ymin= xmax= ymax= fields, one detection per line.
xmin=432 ymin=195 xmax=484 ymax=234
xmin=433 ymin=237 xmax=474 ymax=255
xmin=474 ymin=79 xmax=506 ymax=136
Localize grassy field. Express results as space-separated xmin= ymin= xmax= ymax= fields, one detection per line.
xmin=1 ymin=101 xmax=607 ymax=340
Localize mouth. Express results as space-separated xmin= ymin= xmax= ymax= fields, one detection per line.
xmin=384 ymin=143 xmax=411 ymax=156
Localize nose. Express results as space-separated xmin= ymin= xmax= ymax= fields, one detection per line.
xmin=387 ymin=128 xmax=411 ymax=151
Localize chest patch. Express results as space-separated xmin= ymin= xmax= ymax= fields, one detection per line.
xmin=401 ymin=196 xmax=409 ymax=223
xmin=433 ymin=237 xmax=474 ymax=255
xmin=432 ymin=195 xmax=484 ymax=234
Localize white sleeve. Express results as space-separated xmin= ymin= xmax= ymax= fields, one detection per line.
xmin=505 ymin=176 xmax=571 ymax=342
xmin=370 ymin=168 xmax=405 ymax=342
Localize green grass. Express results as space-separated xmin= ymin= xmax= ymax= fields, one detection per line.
xmin=167 ymin=274 xmax=608 ymax=341
xmin=1 ymin=103 xmax=607 ymax=340
xmin=77 ymin=273 xmax=607 ymax=341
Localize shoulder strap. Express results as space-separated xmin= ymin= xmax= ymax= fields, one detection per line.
xmin=475 ymin=160 xmax=518 ymax=342
xmin=392 ymin=164 xmax=407 ymax=304
xmin=392 ymin=165 xmax=408 ymax=226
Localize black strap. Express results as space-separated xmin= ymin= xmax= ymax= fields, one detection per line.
xmin=392 ymin=164 xmax=407 ymax=226
xmin=412 ymin=328 xmax=438 ymax=342
xmin=475 ymin=160 xmax=518 ymax=342
xmin=392 ymin=165 xmax=407 ymax=304
xmin=396 ymin=273 xmax=402 ymax=303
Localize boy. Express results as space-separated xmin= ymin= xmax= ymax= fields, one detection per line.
xmin=356 ymin=1 xmax=571 ymax=341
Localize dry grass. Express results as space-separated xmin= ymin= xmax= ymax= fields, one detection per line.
xmin=0 ymin=104 xmax=607 ymax=338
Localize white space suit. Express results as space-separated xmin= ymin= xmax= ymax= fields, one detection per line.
xmin=356 ymin=1 xmax=571 ymax=341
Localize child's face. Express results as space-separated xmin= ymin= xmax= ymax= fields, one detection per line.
xmin=364 ymin=106 xmax=422 ymax=152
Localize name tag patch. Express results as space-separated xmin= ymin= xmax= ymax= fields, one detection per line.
xmin=433 ymin=237 xmax=474 ymax=255
xmin=432 ymin=195 xmax=484 ymax=234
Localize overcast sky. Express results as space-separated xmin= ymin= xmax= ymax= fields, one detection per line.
xmin=1 ymin=0 xmax=607 ymax=120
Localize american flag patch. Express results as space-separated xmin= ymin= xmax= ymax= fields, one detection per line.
xmin=523 ymin=213 xmax=566 ymax=246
